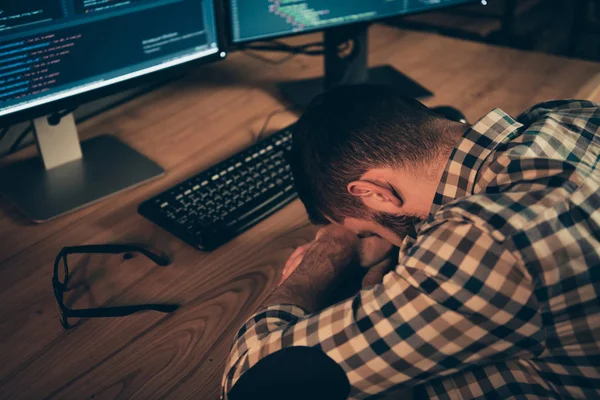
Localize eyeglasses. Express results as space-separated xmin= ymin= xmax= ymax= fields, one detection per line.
xmin=52 ymin=244 xmax=179 ymax=329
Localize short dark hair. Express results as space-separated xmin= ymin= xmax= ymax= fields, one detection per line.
xmin=288 ymin=84 xmax=447 ymax=225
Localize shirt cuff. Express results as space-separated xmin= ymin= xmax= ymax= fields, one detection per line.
xmin=222 ymin=304 xmax=310 ymax=399
xmin=233 ymin=303 xmax=309 ymax=341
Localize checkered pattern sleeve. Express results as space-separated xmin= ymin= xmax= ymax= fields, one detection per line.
xmin=222 ymin=215 xmax=546 ymax=399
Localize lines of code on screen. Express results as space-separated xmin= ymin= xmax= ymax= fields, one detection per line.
xmin=74 ymin=0 xmax=153 ymax=15
xmin=0 ymin=1 xmax=63 ymax=33
xmin=0 ymin=33 xmax=82 ymax=103
xmin=231 ymin=0 xmax=472 ymax=43
xmin=0 ymin=0 xmax=213 ymax=114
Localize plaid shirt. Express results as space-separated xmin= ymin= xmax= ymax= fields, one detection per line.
xmin=221 ymin=100 xmax=600 ymax=399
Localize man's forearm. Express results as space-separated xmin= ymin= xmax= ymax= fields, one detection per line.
xmin=262 ymin=240 xmax=353 ymax=313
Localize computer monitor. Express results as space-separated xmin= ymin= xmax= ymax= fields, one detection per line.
xmin=228 ymin=0 xmax=478 ymax=107
xmin=0 ymin=0 xmax=226 ymax=222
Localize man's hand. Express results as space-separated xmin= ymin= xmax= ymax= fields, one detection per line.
xmin=315 ymin=225 xmax=395 ymax=269
xmin=280 ymin=243 xmax=312 ymax=285
xmin=361 ymin=257 xmax=396 ymax=288
xmin=355 ymin=234 xmax=395 ymax=268
xmin=268 ymin=226 xmax=396 ymax=313
xmin=280 ymin=226 xmax=395 ymax=286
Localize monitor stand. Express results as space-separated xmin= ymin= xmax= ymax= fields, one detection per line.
xmin=0 ymin=113 xmax=164 ymax=222
xmin=278 ymin=24 xmax=433 ymax=109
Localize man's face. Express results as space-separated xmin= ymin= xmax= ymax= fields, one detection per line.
xmin=340 ymin=212 xmax=423 ymax=248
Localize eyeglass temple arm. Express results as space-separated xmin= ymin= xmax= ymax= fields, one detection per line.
xmin=58 ymin=244 xmax=171 ymax=266
xmin=64 ymin=303 xmax=179 ymax=318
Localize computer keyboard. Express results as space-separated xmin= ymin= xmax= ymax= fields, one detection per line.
xmin=138 ymin=125 xmax=297 ymax=251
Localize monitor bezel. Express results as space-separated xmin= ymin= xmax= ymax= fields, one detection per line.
xmin=226 ymin=0 xmax=480 ymax=47
xmin=0 ymin=0 xmax=228 ymax=127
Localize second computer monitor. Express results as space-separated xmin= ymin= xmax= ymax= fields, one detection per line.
xmin=229 ymin=0 xmax=477 ymax=108
xmin=230 ymin=0 xmax=475 ymax=44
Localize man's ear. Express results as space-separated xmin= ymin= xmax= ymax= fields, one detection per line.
xmin=347 ymin=180 xmax=402 ymax=213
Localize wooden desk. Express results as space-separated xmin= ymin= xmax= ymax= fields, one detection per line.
xmin=1 ymin=25 xmax=599 ymax=400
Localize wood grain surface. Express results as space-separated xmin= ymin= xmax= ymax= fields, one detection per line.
xmin=1 ymin=25 xmax=599 ymax=400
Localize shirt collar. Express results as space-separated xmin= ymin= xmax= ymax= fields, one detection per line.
xmin=429 ymin=108 xmax=523 ymax=215
xmin=400 ymin=108 xmax=522 ymax=261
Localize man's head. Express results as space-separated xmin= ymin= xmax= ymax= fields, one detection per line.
xmin=288 ymin=84 xmax=467 ymax=247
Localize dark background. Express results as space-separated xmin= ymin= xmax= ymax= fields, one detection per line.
xmin=388 ymin=0 xmax=600 ymax=62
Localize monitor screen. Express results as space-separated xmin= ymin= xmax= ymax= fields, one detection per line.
xmin=0 ymin=0 xmax=220 ymax=119
xmin=230 ymin=0 xmax=475 ymax=44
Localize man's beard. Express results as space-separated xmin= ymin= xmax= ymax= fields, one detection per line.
xmin=372 ymin=212 xmax=423 ymax=240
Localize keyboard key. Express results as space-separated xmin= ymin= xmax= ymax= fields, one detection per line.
xmin=177 ymin=217 xmax=189 ymax=225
